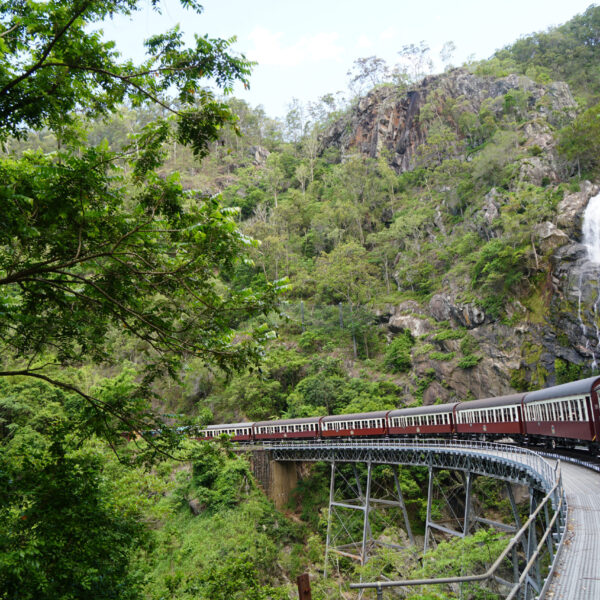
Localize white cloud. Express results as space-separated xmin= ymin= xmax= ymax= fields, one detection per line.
xmin=247 ymin=27 xmax=344 ymax=67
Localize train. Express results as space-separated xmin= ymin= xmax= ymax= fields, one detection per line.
xmin=198 ymin=376 xmax=600 ymax=453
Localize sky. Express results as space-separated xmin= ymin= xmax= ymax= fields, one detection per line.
xmin=100 ymin=0 xmax=597 ymax=119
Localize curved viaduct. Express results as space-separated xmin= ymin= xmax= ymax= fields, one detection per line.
xmin=246 ymin=439 xmax=600 ymax=599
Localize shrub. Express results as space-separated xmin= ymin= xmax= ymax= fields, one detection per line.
xmin=384 ymin=331 xmax=415 ymax=373
xmin=458 ymin=355 xmax=482 ymax=369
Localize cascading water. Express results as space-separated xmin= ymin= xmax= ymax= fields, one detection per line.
xmin=582 ymin=192 xmax=600 ymax=263
xmin=579 ymin=192 xmax=600 ymax=371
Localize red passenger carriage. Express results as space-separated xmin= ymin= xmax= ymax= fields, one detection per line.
xmin=454 ymin=394 xmax=525 ymax=439
xmin=253 ymin=417 xmax=321 ymax=441
xmin=523 ymin=376 xmax=600 ymax=448
xmin=388 ymin=404 xmax=456 ymax=437
xmin=321 ymin=411 xmax=388 ymax=438
xmin=200 ymin=423 xmax=254 ymax=442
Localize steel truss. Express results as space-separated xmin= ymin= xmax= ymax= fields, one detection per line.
xmin=262 ymin=439 xmax=566 ymax=599
xmin=323 ymin=461 xmax=414 ymax=577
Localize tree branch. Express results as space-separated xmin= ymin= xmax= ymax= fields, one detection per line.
xmin=0 ymin=1 xmax=93 ymax=98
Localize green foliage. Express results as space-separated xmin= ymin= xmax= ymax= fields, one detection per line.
xmin=471 ymin=131 xmax=521 ymax=187
xmin=558 ymin=102 xmax=600 ymax=177
xmin=429 ymin=351 xmax=455 ymax=361
xmin=384 ymin=331 xmax=415 ymax=373
xmin=494 ymin=5 xmax=600 ymax=103
xmin=458 ymin=354 xmax=483 ymax=369
xmin=298 ymin=330 xmax=329 ymax=352
xmin=0 ymin=380 xmax=146 ymax=600
xmin=472 ymin=238 xmax=528 ymax=317
xmin=554 ymin=358 xmax=584 ymax=384
xmin=0 ymin=0 xmax=284 ymax=443
xmin=142 ymin=479 xmax=296 ymax=600
xmin=457 ymin=334 xmax=482 ymax=368
xmin=432 ymin=328 xmax=466 ymax=341
xmin=510 ymin=368 xmax=532 ymax=392
xmin=412 ymin=529 xmax=507 ymax=599
xmin=0 ymin=1 xmax=250 ymax=145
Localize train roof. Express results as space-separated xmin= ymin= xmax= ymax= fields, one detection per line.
xmin=253 ymin=417 xmax=320 ymax=427
xmin=455 ymin=393 xmax=525 ymax=410
xmin=388 ymin=403 xmax=458 ymax=417
xmin=524 ymin=376 xmax=600 ymax=404
xmin=204 ymin=422 xmax=252 ymax=430
xmin=322 ymin=410 xmax=389 ymax=422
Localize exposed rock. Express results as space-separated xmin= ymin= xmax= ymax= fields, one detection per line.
xmin=388 ymin=314 xmax=433 ymax=337
xmin=453 ymin=303 xmax=486 ymax=329
xmin=519 ymin=156 xmax=558 ymax=186
xmin=481 ymin=188 xmax=500 ymax=225
xmin=472 ymin=188 xmax=502 ymax=239
xmin=429 ymin=294 xmax=453 ymax=322
xmin=556 ymin=181 xmax=600 ymax=237
xmin=188 ymin=498 xmax=203 ymax=516
xmin=321 ymin=69 xmax=577 ymax=173
xmin=533 ymin=222 xmax=569 ymax=255
xmin=423 ymin=381 xmax=447 ymax=406
xmin=250 ymin=145 xmax=270 ymax=166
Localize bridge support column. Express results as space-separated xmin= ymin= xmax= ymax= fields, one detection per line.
xmin=424 ymin=467 xmax=475 ymax=553
xmin=324 ymin=461 xmax=413 ymax=576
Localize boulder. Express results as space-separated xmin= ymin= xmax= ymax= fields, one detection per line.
xmin=429 ymin=294 xmax=453 ymax=322
xmin=388 ymin=314 xmax=433 ymax=337
xmin=556 ymin=181 xmax=600 ymax=236
xmin=533 ymin=222 xmax=569 ymax=255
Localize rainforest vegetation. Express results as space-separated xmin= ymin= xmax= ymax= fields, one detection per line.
xmin=2 ymin=1 xmax=600 ymax=598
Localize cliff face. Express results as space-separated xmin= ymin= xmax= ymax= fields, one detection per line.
xmin=322 ymin=69 xmax=576 ymax=173
xmin=322 ymin=70 xmax=600 ymax=402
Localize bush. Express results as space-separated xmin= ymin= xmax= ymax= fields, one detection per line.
xmin=384 ymin=331 xmax=415 ymax=373
xmin=458 ymin=355 xmax=482 ymax=369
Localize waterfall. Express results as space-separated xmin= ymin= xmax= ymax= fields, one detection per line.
xmin=582 ymin=192 xmax=600 ymax=262
xmin=579 ymin=192 xmax=600 ymax=371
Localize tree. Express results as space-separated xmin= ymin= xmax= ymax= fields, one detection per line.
xmin=0 ymin=1 xmax=282 ymax=450
xmin=0 ymin=379 xmax=147 ymax=599
xmin=558 ymin=102 xmax=600 ymax=177
xmin=347 ymin=56 xmax=390 ymax=96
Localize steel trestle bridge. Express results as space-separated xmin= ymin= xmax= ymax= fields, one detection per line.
xmin=261 ymin=438 xmax=570 ymax=599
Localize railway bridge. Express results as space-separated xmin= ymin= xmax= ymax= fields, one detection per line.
xmin=246 ymin=439 xmax=600 ymax=599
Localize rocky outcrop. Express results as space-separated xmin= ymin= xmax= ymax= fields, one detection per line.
xmin=250 ymin=145 xmax=270 ymax=166
xmin=379 ymin=179 xmax=600 ymax=402
xmin=321 ymin=69 xmax=576 ymax=173
xmin=534 ymin=222 xmax=569 ymax=255
xmin=428 ymin=294 xmax=486 ymax=329
xmin=556 ymin=181 xmax=600 ymax=238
